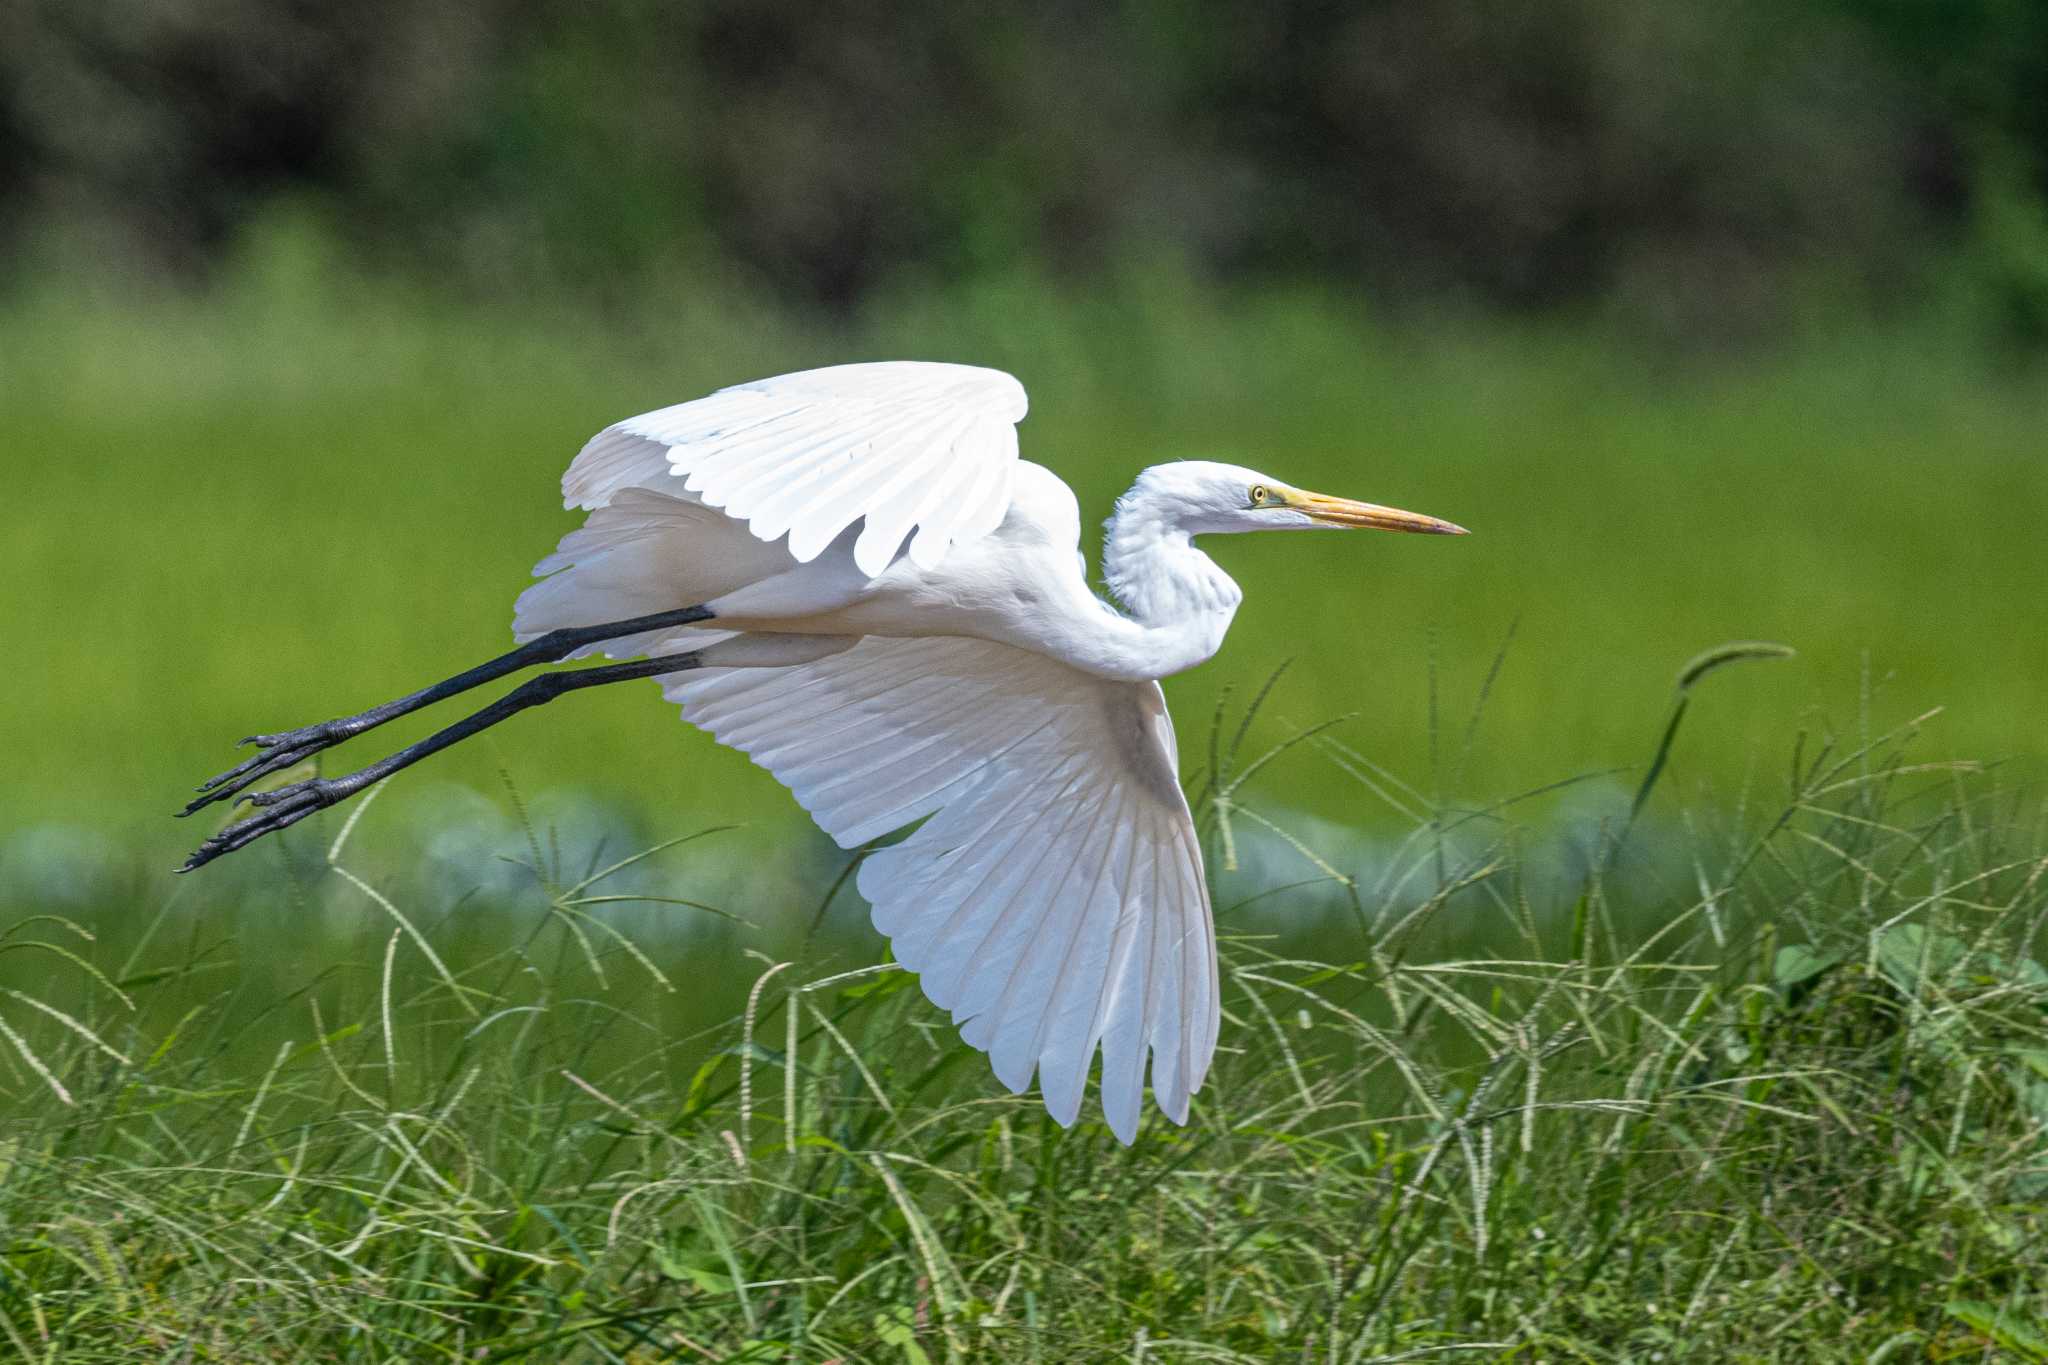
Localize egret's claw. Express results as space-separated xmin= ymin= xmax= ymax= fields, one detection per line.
xmin=179 ymin=776 xmax=345 ymax=872
xmin=181 ymin=722 xmax=354 ymax=816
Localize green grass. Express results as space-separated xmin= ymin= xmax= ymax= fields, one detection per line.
xmin=3 ymin=239 xmax=2046 ymax=870
xmin=4 ymin=247 xmax=2046 ymax=1357
xmin=0 ymin=680 xmax=2044 ymax=1360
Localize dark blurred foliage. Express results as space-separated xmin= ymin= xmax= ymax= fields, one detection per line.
xmin=4 ymin=0 xmax=2046 ymax=339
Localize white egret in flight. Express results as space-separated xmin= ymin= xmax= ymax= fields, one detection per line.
xmin=180 ymin=362 xmax=1465 ymax=1141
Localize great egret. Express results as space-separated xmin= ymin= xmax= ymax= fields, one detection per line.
xmin=179 ymin=362 xmax=1465 ymax=1141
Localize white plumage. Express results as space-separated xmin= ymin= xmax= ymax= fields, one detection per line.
xmin=515 ymin=361 xmax=1464 ymax=1141
xmin=563 ymin=362 xmax=1026 ymax=576
xmin=670 ymin=636 xmax=1214 ymax=1136
xmin=183 ymin=360 xmax=1465 ymax=1143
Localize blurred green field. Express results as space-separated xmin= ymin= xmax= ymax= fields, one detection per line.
xmin=5 ymin=244 xmax=2045 ymax=876
xmin=5 ymin=249 xmax=2047 ymax=1359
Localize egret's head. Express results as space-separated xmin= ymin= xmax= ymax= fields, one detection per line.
xmin=1133 ymin=460 xmax=1468 ymax=538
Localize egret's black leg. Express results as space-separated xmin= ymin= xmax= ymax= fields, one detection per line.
xmin=181 ymin=604 xmax=715 ymax=816
xmin=179 ymin=649 xmax=706 ymax=872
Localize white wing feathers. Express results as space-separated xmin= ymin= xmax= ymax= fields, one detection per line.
xmin=562 ymin=362 xmax=1028 ymax=578
xmin=550 ymin=363 xmax=1215 ymax=1136
xmin=665 ymin=635 xmax=1219 ymax=1142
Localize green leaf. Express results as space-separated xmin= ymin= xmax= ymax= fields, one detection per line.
xmin=873 ymin=1305 xmax=932 ymax=1365
xmin=841 ymin=971 xmax=912 ymax=1001
xmin=1294 ymin=962 xmax=1367 ymax=989
xmin=1877 ymin=924 xmax=1968 ymax=995
xmin=279 ymin=1022 xmax=363 ymax=1068
xmin=112 ymin=968 xmax=183 ymax=990
xmin=655 ymin=1247 xmax=734 ymax=1295
xmin=1773 ymin=944 xmax=1842 ymax=991
xmin=1675 ymin=640 xmax=1796 ymax=693
xmin=679 ymin=1052 xmax=728 ymax=1118
xmin=1944 ymin=1301 xmax=2048 ymax=1360
xmin=2010 ymin=1050 xmax=2048 ymax=1125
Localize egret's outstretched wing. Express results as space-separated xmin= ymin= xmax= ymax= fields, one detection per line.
xmin=664 ymin=636 xmax=1217 ymax=1142
xmin=563 ymin=362 xmax=1028 ymax=578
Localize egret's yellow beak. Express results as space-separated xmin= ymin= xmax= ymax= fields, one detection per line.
xmin=1287 ymin=489 xmax=1469 ymax=535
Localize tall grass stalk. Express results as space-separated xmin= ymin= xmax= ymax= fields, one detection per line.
xmin=0 ymin=677 xmax=2042 ymax=1361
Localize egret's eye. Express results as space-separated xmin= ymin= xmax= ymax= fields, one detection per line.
xmin=1249 ymin=484 xmax=1270 ymax=506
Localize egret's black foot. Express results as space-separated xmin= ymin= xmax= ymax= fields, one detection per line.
xmin=178 ymin=606 xmax=718 ymax=824
xmin=180 ymin=721 xmax=358 ymax=817
xmin=180 ymin=774 xmax=357 ymax=872
xmin=176 ymin=642 xmax=708 ymax=873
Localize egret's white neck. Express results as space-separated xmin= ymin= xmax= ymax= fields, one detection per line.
xmin=1095 ymin=486 xmax=1242 ymax=679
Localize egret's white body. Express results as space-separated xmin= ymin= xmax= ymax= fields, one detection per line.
xmin=503 ymin=362 xmax=1465 ymax=1141
xmin=182 ymin=360 xmax=1461 ymax=1142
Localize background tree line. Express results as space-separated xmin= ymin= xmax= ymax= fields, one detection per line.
xmin=5 ymin=0 xmax=2046 ymax=342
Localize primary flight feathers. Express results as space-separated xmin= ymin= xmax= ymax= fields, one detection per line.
xmin=669 ymin=635 xmax=1215 ymax=1138
xmin=563 ymin=362 xmax=1030 ymax=577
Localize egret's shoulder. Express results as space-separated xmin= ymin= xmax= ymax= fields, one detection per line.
xmin=1006 ymin=461 xmax=1083 ymax=545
